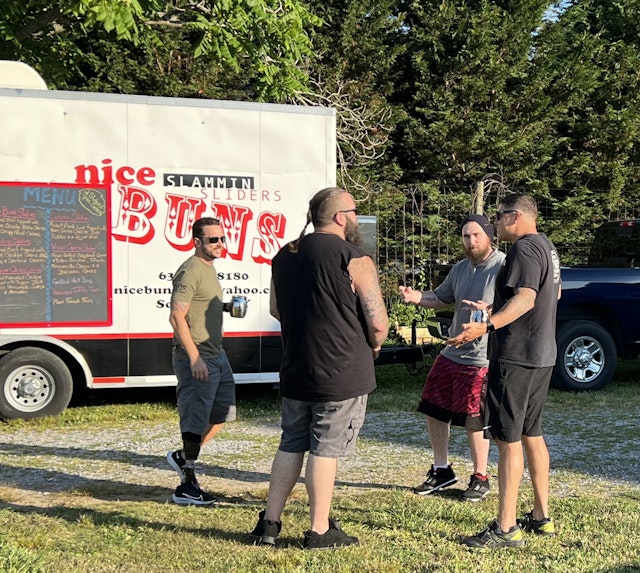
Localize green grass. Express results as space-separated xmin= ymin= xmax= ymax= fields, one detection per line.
xmin=1 ymin=360 xmax=640 ymax=572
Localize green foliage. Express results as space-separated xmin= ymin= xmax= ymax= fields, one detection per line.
xmin=537 ymin=0 xmax=640 ymax=224
xmin=0 ymin=0 xmax=321 ymax=101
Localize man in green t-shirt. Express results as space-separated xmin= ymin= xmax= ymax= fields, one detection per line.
xmin=166 ymin=217 xmax=236 ymax=505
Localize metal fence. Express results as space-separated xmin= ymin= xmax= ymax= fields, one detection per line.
xmin=357 ymin=186 xmax=640 ymax=328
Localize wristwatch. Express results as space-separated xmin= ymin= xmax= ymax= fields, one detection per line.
xmin=485 ymin=319 xmax=495 ymax=333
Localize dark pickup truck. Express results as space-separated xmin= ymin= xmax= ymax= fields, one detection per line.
xmin=554 ymin=219 xmax=640 ymax=391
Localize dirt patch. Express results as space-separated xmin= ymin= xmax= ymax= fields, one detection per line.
xmin=0 ymin=410 xmax=638 ymax=510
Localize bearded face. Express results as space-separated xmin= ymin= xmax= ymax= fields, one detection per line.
xmin=344 ymin=217 xmax=363 ymax=246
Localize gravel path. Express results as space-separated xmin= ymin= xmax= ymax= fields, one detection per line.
xmin=1 ymin=407 xmax=639 ymax=508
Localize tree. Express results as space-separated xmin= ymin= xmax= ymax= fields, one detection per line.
xmin=301 ymin=1 xmax=404 ymax=197
xmin=534 ymin=0 xmax=640 ymax=246
xmin=383 ymin=0 xmax=558 ymax=268
xmin=0 ymin=0 xmax=321 ymax=101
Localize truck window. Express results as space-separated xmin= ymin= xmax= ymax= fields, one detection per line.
xmin=588 ymin=223 xmax=640 ymax=268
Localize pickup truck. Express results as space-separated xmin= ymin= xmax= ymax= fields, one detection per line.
xmin=553 ymin=219 xmax=640 ymax=391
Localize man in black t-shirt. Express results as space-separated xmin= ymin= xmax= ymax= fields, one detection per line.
xmin=250 ymin=187 xmax=389 ymax=549
xmin=448 ymin=194 xmax=561 ymax=548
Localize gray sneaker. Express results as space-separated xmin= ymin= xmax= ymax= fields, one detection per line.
xmin=462 ymin=473 xmax=490 ymax=502
xmin=461 ymin=520 xmax=525 ymax=548
xmin=250 ymin=510 xmax=282 ymax=546
xmin=303 ymin=519 xmax=359 ymax=550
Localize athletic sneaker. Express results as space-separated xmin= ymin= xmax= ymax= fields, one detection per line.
xmin=303 ymin=519 xmax=359 ymax=550
xmin=250 ymin=510 xmax=282 ymax=546
xmin=461 ymin=520 xmax=525 ymax=548
xmin=413 ymin=465 xmax=457 ymax=495
xmin=517 ymin=511 xmax=556 ymax=536
xmin=172 ymin=480 xmax=217 ymax=506
xmin=462 ymin=473 xmax=490 ymax=502
xmin=166 ymin=449 xmax=186 ymax=481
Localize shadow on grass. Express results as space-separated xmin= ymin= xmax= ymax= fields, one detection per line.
xmin=0 ymin=500 xmax=268 ymax=545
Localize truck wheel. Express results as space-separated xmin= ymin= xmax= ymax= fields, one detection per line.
xmin=0 ymin=348 xmax=73 ymax=419
xmin=553 ymin=320 xmax=617 ymax=391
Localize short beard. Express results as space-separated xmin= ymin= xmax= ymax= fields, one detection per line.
xmin=344 ymin=218 xmax=362 ymax=246
xmin=464 ymin=244 xmax=492 ymax=264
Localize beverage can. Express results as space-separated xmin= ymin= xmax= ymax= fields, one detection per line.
xmin=471 ymin=309 xmax=488 ymax=323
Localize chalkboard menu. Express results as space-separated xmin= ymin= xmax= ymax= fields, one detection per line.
xmin=0 ymin=183 xmax=111 ymax=326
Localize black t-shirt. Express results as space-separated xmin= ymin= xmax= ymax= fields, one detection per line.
xmin=489 ymin=233 xmax=561 ymax=367
xmin=271 ymin=232 xmax=377 ymax=401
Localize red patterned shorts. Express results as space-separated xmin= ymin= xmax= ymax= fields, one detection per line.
xmin=417 ymin=354 xmax=488 ymax=430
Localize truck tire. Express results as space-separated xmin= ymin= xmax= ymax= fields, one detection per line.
xmin=553 ymin=320 xmax=617 ymax=391
xmin=0 ymin=348 xmax=73 ymax=419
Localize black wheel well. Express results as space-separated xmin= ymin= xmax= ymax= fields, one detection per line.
xmin=557 ymin=305 xmax=623 ymax=352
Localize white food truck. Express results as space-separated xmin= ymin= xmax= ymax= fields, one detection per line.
xmin=0 ymin=61 xmax=337 ymax=418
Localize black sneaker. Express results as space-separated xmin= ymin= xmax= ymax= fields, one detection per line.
xmin=303 ymin=519 xmax=359 ymax=550
xmin=461 ymin=520 xmax=525 ymax=548
xmin=413 ymin=465 xmax=457 ymax=495
xmin=462 ymin=473 xmax=490 ymax=502
xmin=167 ymin=450 xmax=186 ymax=481
xmin=171 ymin=480 xmax=217 ymax=506
xmin=250 ymin=510 xmax=282 ymax=546
xmin=517 ymin=511 xmax=555 ymax=536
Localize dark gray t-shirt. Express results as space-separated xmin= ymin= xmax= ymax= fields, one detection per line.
xmin=489 ymin=233 xmax=561 ymax=367
xmin=437 ymin=248 xmax=506 ymax=366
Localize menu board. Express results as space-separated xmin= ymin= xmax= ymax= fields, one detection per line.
xmin=0 ymin=182 xmax=111 ymax=326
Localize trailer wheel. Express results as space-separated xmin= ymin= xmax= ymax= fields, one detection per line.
xmin=0 ymin=348 xmax=73 ymax=419
xmin=553 ymin=320 xmax=617 ymax=392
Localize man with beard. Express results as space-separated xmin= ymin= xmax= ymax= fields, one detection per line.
xmin=250 ymin=187 xmax=389 ymax=549
xmin=399 ymin=215 xmax=505 ymax=502
xmin=167 ymin=217 xmax=236 ymax=505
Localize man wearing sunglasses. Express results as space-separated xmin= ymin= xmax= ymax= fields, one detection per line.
xmin=448 ymin=194 xmax=561 ymax=548
xmin=166 ymin=217 xmax=236 ymax=506
xmin=251 ymin=187 xmax=389 ymax=549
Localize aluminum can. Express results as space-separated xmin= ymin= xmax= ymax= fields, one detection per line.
xmin=470 ymin=309 xmax=488 ymax=323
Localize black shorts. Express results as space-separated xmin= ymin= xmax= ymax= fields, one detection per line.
xmin=485 ymin=362 xmax=552 ymax=443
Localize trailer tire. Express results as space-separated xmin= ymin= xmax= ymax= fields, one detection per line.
xmin=0 ymin=348 xmax=73 ymax=419
xmin=552 ymin=320 xmax=617 ymax=392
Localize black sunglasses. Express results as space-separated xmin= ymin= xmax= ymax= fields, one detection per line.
xmin=336 ymin=208 xmax=358 ymax=215
xmin=200 ymin=235 xmax=226 ymax=244
xmin=496 ymin=209 xmax=518 ymax=221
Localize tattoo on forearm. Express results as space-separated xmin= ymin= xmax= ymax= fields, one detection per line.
xmin=420 ymin=291 xmax=438 ymax=306
xmin=360 ymin=266 xmax=388 ymax=344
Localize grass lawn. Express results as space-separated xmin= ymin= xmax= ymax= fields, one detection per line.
xmin=1 ymin=360 xmax=639 ymax=572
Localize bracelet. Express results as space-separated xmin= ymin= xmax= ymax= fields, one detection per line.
xmin=485 ymin=319 xmax=495 ymax=333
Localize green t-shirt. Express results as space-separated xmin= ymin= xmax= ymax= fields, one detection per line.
xmin=171 ymin=255 xmax=224 ymax=359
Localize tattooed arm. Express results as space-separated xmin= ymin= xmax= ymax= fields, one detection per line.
xmin=349 ymin=256 xmax=390 ymax=357
xmin=398 ymin=286 xmax=447 ymax=309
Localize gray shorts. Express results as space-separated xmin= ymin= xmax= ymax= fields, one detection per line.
xmin=173 ymin=349 xmax=236 ymax=435
xmin=278 ymin=395 xmax=368 ymax=458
